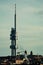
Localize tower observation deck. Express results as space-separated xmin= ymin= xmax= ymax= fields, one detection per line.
xmin=10 ymin=4 xmax=16 ymax=56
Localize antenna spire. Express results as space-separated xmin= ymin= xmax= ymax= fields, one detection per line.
xmin=15 ymin=4 xmax=16 ymax=14
xmin=14 ymin=4 xmax=16 ymax=29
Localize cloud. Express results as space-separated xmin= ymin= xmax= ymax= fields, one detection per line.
xmin=18 ymin=25 xmax=43 ymax=33
xmin=0 ymin=4 xmax=14 ymax=14
xmin=37 ymin=10 xmax=43 ymax=15
xmin=17 ymin=6 xmax=43 ymax=15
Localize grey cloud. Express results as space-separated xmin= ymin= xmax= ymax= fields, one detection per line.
xmin=38 ymin=10 xmax=43 ymax=15
xmin=34 ymin=10 xmax=43 ymax=15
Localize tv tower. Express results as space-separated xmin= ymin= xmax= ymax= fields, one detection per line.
xmin=10 ymin=4 xmax=16 ymax=56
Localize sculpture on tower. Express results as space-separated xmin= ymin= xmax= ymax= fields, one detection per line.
xmin=10 ymin=4 xmax=16 ymax=56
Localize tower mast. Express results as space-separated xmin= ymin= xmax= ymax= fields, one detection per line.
xmin=10 ymin=4 xmax=16 ymax=57
xmin=14 ymin=4 xmax=16 ymax=29
xmin=14 ymin=4 xmax=16 ymax=56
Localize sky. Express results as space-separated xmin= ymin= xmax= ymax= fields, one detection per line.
xmin=0 ymin=0 xmax=43 ymax=56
